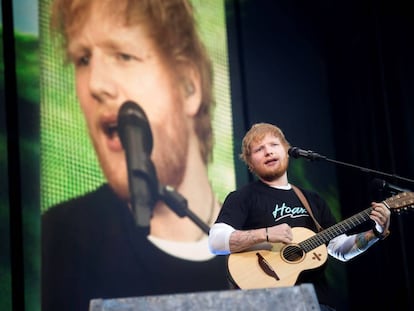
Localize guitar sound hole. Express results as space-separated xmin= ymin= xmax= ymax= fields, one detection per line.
xmin=282 ymin=245 xmax=304 ymax=263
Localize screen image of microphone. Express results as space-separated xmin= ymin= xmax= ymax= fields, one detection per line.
xmin=118 ymin=101 xmax=158 ymax=228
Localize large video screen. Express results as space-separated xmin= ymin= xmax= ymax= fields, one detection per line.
xmin=39 ymin=0 xmax=237 ymax=310
xmin=40 ymin=0 xmax=235 ymax=210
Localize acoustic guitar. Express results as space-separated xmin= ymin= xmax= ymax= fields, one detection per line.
xmin=228 ymin=191 xmax=414 ymax=289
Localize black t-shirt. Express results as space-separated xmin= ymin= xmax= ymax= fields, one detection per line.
xmin=42 ymin=184 xmax=230 ymax=311
xmin=215 ymin=180 xmax=338 ymax=306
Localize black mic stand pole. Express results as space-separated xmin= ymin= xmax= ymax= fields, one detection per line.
xmin=320 ymin=156 xmax=414 ymax=184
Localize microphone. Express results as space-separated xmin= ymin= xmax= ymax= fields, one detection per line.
xmin=372 ymin=178 xmax=411 ymax=194
xmin=288 ymin=147 xmax=326 ymax=161
xmin=118 ymin=101 xmax=158 ymax=228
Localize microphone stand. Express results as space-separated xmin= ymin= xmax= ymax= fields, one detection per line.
xmin=317 ymin=155 xmax=414 ymax=184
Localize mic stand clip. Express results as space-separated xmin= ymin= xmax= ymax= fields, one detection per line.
xmin=158 ymin=185 xmax=210 ymax=235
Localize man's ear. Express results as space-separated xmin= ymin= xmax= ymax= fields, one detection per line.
xmin=181 ymin=65 xmax=202 ymax=117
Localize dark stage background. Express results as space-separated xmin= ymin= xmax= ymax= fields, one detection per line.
xmin=227 ymin=1 xmax=414 ymax=310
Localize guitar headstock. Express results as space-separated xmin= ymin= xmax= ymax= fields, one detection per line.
xmin=383 ymin=192 xmax=414 ymax=214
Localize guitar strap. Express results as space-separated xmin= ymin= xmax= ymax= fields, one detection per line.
xmin=291 ymin=184 xmax=323 ymax=232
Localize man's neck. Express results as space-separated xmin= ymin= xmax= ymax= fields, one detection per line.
xmin=259 ymin=173 xmax=289 ymax=188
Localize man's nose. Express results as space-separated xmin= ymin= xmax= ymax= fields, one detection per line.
xmin=88 ymin=56 xmax=118 ymax=103
xmin=264 ymin=146 xmax=273 ymax=155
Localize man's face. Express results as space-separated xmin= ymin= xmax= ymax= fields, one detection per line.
xmin=67 ymin=7 xmax=191 ymax=200
xmin=248 ymin=134 xmax=289 ymax=182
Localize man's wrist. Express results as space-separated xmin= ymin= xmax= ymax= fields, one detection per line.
xmin=372 ymin=226 xmax=390 ymax=240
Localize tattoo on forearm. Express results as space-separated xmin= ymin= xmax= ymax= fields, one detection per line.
xmin=230 ymin=230 xmax=261 ymax=253
xmin=355 ymin=231 xmax=372 ymax=250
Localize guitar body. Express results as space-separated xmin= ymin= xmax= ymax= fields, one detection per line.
xmin=228 ymin=227 xmax=328 ymax=289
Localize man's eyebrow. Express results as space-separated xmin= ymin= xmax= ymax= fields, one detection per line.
xmin=65 ymin=51 xmax=86 ymax=65
xmin=100 ymin=40 xmax=124 ymax=51
xmin=67 ymin=41 xmax=89 ymax=56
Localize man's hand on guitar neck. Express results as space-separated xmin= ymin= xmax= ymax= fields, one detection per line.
xmin=369 ymin=202 xmax=391 ymax=239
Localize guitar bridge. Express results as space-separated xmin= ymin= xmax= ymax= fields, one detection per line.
xmin=256 ymin=252 xmax=280 ymax=280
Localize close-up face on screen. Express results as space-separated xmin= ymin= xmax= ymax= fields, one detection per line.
xmin=39 ymin=0 xmax=236 ymax=211
xmin=38 ymin=1 xmax=238 ymax=309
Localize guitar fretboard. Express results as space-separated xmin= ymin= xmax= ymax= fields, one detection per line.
xmin=299 ymin=207 xmax=373 ymax=253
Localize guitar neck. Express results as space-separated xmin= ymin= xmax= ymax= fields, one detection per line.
xmin=299 ymin=207 xmax=373 ymax=252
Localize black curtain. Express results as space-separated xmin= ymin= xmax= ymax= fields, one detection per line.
xmin=326 ymin=1 xmax=414 ymax=310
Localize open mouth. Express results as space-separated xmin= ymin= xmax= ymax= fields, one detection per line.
xmin=98 ymin=112 xmax=124 ymax=152
xmin=102 ymin=121 xmax=118 ymax=139
xmin=265 ymin=158 xmax=278 ymax=165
